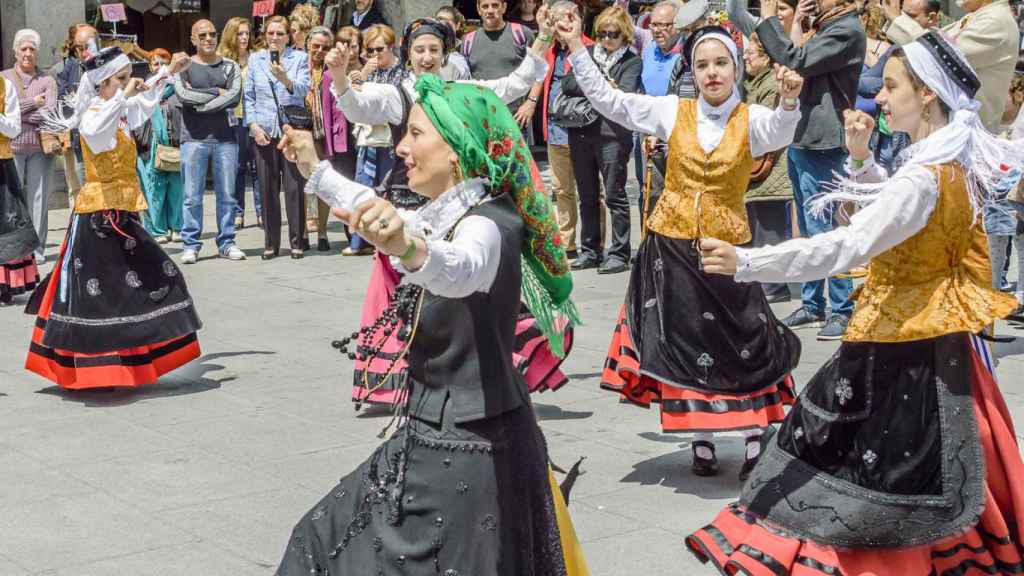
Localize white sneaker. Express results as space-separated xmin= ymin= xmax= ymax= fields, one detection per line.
xmin=181 ymin=249 xmax=198 ymax=265
xmin=220 ymin=245 xmax=246 ymax=261
xmin=155 ymin=234 xmax=169 ymax=244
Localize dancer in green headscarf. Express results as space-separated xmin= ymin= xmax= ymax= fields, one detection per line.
xmin=274 ymin=73 xmax=588 ymax=575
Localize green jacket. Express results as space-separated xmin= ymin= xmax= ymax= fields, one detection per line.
xmin=744 ymin=70 xmax=793 ymax=202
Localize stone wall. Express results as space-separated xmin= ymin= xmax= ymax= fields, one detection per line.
xmin=1 ymin=0 xmax=86 ymax=70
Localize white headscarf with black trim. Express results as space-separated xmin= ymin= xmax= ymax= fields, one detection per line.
xmin=41 ymin=43 xmax=131 ymax=133
xmin=812 ymin=31 xmax=1024 ymax=221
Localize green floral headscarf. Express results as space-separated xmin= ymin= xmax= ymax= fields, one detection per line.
xmin=414 ymin=74 xmax=579 ymax=353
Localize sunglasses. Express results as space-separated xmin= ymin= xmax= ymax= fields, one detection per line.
xmin=649 ymin=22 xmax=674 ymax=30
xmin=266 ymin=30 xmax=287 ymax=37
xmin=597 ymin=30 xmax=622 ymax=40
xmin=196 ymin=31 xmax=217 ymax=40
xmin=365 ymin=46 xmax=389 ymax=55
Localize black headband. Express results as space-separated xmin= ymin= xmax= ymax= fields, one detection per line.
xmin=83 ymin=46 xmax=125 ymax=72
xmin=916 ymin=31 xmax=981 ymax=99
xmin=401 ymin=18 xmax=456 ymax=67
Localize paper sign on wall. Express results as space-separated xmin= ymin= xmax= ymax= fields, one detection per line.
xmin=100 ymin=3 xmax=127 ymax=22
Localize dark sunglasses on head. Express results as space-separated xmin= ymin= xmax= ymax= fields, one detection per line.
xmin=597 ymin=30 xmax=622 ymax=40
xmin=366 ymin=46 xmax=389 ymax=55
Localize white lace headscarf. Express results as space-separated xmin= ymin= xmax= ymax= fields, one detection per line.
xmin=41 ymin=43 xmax=131 ymax=133
xmin=812 ymin=31 xmax=1024 ymax=221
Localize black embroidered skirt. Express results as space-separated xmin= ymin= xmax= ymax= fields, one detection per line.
xmin=603 ymin=233 xmax=801 ymax=432
xmin=277 ymin=404 xmax=568 ymax=576
xmin=25 ymin=210 xmax=202 ymax=389
xmin=687 ymin=333 xmax=1024 ymax=574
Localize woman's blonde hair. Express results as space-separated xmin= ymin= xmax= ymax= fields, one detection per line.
xmin=217 ymin=16 xmax=252 ymax=62
xmin=363 ymin=24 xmax=397 ymax=48
xmin=289 ymin=4 xmax=320 ymax=32
xmin=593 ymin=5 xmax=635 ymax=45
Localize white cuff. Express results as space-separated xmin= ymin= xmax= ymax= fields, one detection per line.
xmin=394 ymin=236 xmax=440 ymax=280
xmin=735 ymin=248 xmax=754 ymax=282
xmin=846 ymin=154 xmax=877 ymax=178
xmin=304 ymin=160 xmax=333 ymax=201
xmin=525 ymin=51 xmax=549 ymax=84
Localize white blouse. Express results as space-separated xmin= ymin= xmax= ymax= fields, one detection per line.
xmin=307 ymin=160 xmax=502 ymax=298
xmin=566 ymin=47 xmax=800 ymax=158
xmin=0 ymin=78 xmax=20 ymax=139
xmin=332 ymin=51 xmax=549 ymax=127
xmin=735 ymin=155 xmax=940 ymax=282
xmin=79 ymin=66 xmax=173 ymax=154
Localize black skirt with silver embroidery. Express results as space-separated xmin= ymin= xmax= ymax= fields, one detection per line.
xmin=26 ymin=210 xmax=201 ymax=354
xmin=277 ymin=404 xmax=567 ymax=576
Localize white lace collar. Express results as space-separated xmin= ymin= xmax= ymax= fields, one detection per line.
xmin=698 ymin=89 xmax=741 ymax=122
xmin=404 ymin=178 xmax=489 ymax=241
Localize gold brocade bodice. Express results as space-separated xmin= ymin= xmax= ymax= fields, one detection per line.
xmin=74 ymin=128 xmax=146 ymax=214
xmin=647 ymin=99 xmax=754 ymax=244
xmin=0 ymin=79 xmax=13 ymax=160
xmin=845 ymin=163 xmax=1018 ymax=342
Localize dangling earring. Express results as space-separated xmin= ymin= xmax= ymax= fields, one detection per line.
xmin=922 ymin=102 xmax=931 ymax=124
xmin=451 ymin=161 xmax=464 ymax=184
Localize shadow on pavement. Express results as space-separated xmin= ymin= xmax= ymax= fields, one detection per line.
xmin=620 ymin=448 xmax=745 ymax=499
xmin=534 ymin=402 xmax=594 ymax=421
xmin=35 ymin=350 xmax=275 ymax=407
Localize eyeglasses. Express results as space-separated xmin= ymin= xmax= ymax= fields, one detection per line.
xmin=365 ymin=46 xmax=389 ymax=55
xmin=308 ymin=44 xmax=331 ymax=53
xmin=266 ymin=30 xmax=288 ymax=37
xmin=597 ymin=30 xmax=622 ymax=40
xmin=196 ymin=31 xmax=217 ymax=40
xmin=649 ymin=22 xmax=675 ymax=30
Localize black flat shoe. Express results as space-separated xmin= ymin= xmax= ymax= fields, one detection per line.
xmin=317 ymin=238 xmax=330 ymax=252
xmin=691 ymin=440 xmax=719 ymax=477
xmin=291 ymin=249 xmax=304 ymax=260
xmin=597 ymin=260 xmax=629 ymax=275
xmin=570 ymin=256 xmax=601 ymax=271
xmin=738 ymin=435 xmax=763 ymax=482
xmin=261 ymin=249 xmax=278 ymax=260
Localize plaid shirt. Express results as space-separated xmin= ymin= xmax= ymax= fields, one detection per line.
xmin=1 ymin=67 xmax=57 ymax=154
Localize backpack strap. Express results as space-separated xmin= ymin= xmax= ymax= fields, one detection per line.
xmin=462 ymin=30 xmax=476 ymax=57
xmin=510 ymin=22 xmax=526 ymax=49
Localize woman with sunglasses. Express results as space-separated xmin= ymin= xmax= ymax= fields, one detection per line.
xmin=560 ymin=5 xmax=640 ymax=275
xmin=244 ymin=14 xmax=311 ymax=261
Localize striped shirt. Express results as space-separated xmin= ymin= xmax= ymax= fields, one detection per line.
xmin=1 ymin=67 xmax=56 ymax=154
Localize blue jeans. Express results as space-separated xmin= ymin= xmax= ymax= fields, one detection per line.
xmin=181 ymin=140 xmax=239 ymax=252
xmin=787 ymin=147 xmax=854 ymax=317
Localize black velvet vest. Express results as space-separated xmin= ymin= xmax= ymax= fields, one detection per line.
xmin=405 ymin=193 xmax=527 ymax=424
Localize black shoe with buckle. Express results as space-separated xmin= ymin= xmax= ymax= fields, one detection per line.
xmin=738 ymin=435 xmax=763 ymax=482
xmin=691 ymin=440 xmax=719 ymax=477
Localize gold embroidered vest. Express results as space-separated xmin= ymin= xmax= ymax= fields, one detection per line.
xmin=74 ymin=128 xmax=147 ymax=214
xmin=0 ymin=80 xmax=14 ymax=160
xmin=647 ymin=99 xmax=754 ymax=244
xmin=846 ymin=163 xmax=1018 ymax=342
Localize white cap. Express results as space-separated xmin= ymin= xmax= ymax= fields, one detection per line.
xmin=675 ymin=0 xmax=709 ymax=30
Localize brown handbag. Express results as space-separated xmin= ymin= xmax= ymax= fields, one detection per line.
xmin=39 ymin=132 xmax=61 ymax=155
xmin=154 ymin=144 xmax=181 ymax=172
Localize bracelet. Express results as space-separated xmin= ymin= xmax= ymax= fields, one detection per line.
xmin=782 ymin=97 xmax=799 ymax=110
xmin=399 ymin=238 xmax=418 ymax=261
xmin=538 ymin=33 xmax=553 ymax=43
xmin=851 ymin=157 xmax=866 ymax=170
xmin=527 ymin=96 xmax=538 ymax=103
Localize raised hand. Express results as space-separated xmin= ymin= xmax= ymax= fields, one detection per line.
xmin=882 ymin=0 xmax=902 ymax=21
xmin=761 ymin=0 xmax=779 ymax=19
xmin=278 ymin=124 xmax=320 ymax=178
xmin=168 ymin=52 xmax=191 ymax=75
xmin=843 ymin=109 xmax=876 ymax=162
xmin=698 ymin=238 xmax=739 ymax=275
xmin=123 ymin=78 xmax=148 ymax=98
xmin=773 ymin=64 xmax=804 ymax=100
xmin=553 ymin=5 xmax=585 ymax=53
xmin=349 ymin=197 xmax=408 ymax=257
xmin=326 ymin=42 xmax=349 ymax=76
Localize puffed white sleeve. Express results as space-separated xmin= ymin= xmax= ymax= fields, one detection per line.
xmin=395 ymin=215 xmax=502 ymax=298
xmin=735 ymin=166 xmax=939 ymax=283
xmin=567 ymin=47 xmax=677 ymax=140
xmin=306 ymin=159 xmax=378 ymax=213
xmin=747 ymin=103 xmax=801 ymax=158
xmin=125 ymin=66 xmax=174 ymax=130
xmin=332 ymin=81 xmax=404 ymax=126
xmin=79 ymin=93 xmax=126 ymax=153
xmin=462 ymin=51 xmax=548 ymax=104
xmin=0 ymin=78 xmax=21 ymax=138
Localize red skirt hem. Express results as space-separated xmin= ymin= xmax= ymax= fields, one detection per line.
xmin=685 ymin=340 xmax=1024 ymax=576
xmin=603 ymin=306 xmax=796 ymax=432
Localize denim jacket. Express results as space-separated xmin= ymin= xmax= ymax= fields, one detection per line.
xmin=244 ymin=48 xmax=310 ymax=139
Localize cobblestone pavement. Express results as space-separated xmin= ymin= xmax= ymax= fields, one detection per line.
xmin=1 ymin=193 xmax=1022 ymax=576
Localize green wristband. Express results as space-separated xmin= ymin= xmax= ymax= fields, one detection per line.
xmin=400 ymin=238 xmax=418 ymax=261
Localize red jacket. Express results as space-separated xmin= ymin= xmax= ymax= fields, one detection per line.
xmin=542 ymin=36 xmax=594 ymax=141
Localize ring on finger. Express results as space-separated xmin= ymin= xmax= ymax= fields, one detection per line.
xmin=377 ymin=217 xmax=390 ymax=229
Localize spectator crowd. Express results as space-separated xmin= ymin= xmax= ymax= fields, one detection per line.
xmin=2 ymin=0 xmax=1024 ymax=342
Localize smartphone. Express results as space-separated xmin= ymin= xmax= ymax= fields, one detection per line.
xmin=270 ymin=50 xmax=281 ymax=65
